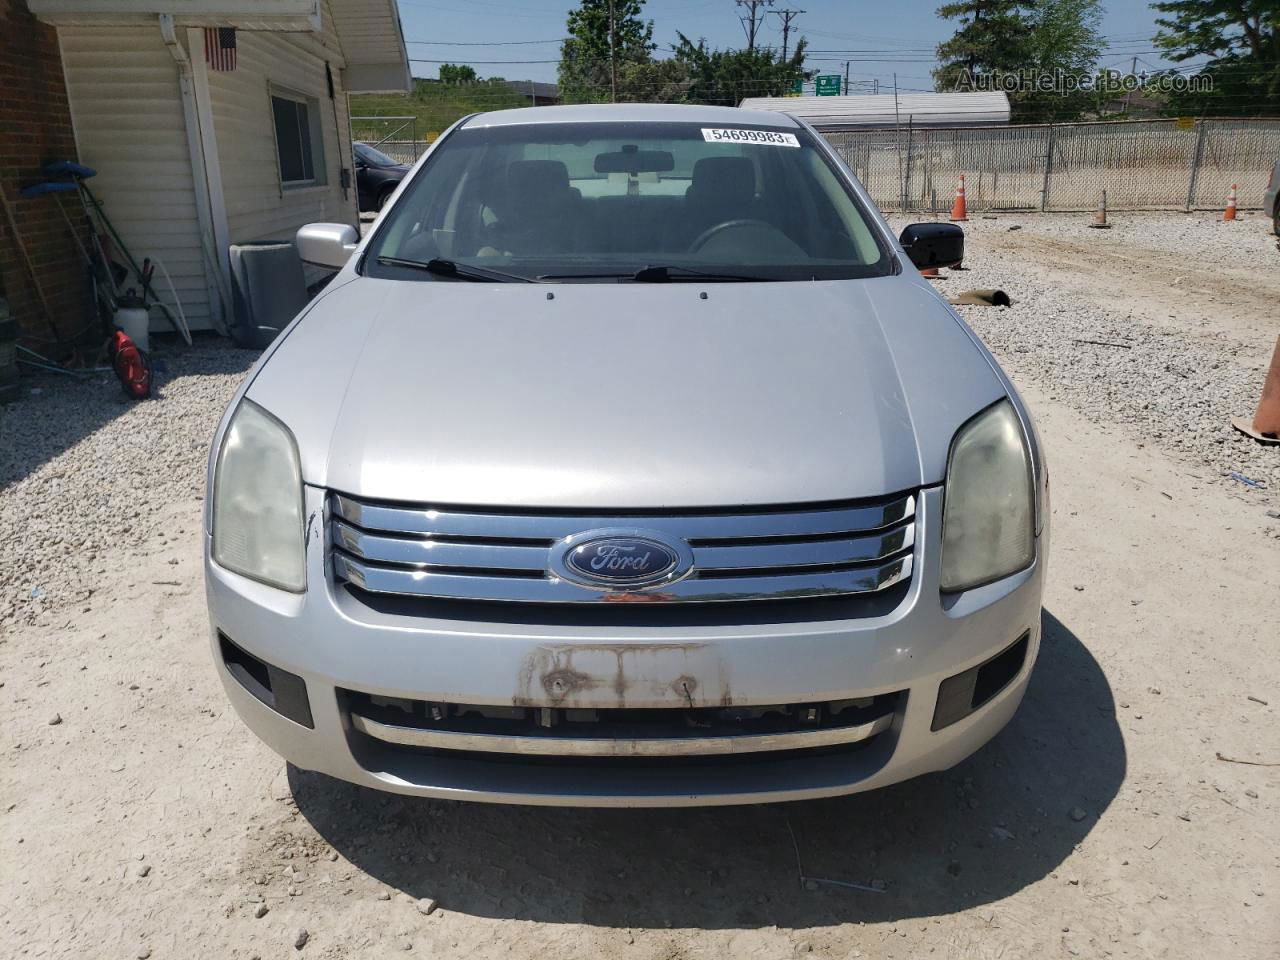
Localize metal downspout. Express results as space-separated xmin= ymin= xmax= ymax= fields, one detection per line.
xmin=160 ymin=13 xmax=230 ymax=332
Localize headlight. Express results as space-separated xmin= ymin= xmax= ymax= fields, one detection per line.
xmin=212 ymin=399 xmax=306 ymax=591
xmin=940 ymin=400 xmax=1035 ymax=592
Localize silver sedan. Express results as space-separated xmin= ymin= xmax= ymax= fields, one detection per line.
xmin=205 ymin=103 xmax=1048 ymax=806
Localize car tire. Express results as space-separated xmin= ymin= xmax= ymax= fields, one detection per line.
xmin=1273 ymin=201 xmax=1279 ymax=237
xmin=378 ymin=186 xmax=396 ymax=211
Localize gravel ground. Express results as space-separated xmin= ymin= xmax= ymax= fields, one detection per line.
xmin=890 ymin=212 xmax=1280 ymax=510
xmin=0 ymin=340 xmax=253 ymax=626
xmin=967 ymin=208 xmax=1278 ymax=275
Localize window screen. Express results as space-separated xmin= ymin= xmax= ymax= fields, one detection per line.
xmin=272 ymin=95 xmax=315 ymax=184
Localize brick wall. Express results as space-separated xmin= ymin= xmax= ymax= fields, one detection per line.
xmin=0 ymin=0 xmax=91 ymax=348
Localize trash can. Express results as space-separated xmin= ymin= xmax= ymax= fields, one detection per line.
xmin=227 ymin=241 xmax=309 ymax=349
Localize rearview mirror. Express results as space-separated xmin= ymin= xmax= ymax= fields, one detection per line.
xmin=899 ymin=222 xmax=964 ymax=270
xmin=296 ymin=222 xmax=359 ymax=270
xmin=594 ymin=150 xmax=675 ymax=174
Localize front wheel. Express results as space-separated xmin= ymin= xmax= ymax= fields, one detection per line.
xmin=377 ymin=185 xmax=397 ymax=211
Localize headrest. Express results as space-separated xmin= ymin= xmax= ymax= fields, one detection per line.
xmin=505 ymin=159 xmax=571 ymax=196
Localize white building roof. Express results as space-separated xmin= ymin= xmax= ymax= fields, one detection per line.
xmin=465 ymin=102 xmax=804 ymax=128
xmin=737 ymin=92 xmax=1011 ymax=129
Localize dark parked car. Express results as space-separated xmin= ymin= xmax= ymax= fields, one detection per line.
xmin=354 ymin=142 xmax=409 ymax=212
xmin=1265 ymin=158 xmax=1280 ymax=236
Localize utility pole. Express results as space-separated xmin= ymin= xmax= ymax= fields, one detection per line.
xmin=843 ymin=60 xmax=850 ymax=95
xmin=773 ymin=7 xmax=803 ymax=61
xmin=609 ymin=0 xmax=617 ymax=103
xmin=736 ymin=0 xmax=773 ymax=54
xmin=1123 ymin=55 xmax=1137 ymax=113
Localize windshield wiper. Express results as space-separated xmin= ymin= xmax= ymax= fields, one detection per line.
xmin=375 ymin=256 xmax=533 ymax=283
xmin=630 ymin=265 xmax=773 ymax=282
xmin=535 ymin=265 xmax=775 ymax=282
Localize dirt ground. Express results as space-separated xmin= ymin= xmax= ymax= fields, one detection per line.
xmin=3 ymin=216 xmax=1278 ymax=960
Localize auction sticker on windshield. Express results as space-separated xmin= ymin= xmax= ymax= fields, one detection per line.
xmin=701 ymin=128 xmax=800 ymax=147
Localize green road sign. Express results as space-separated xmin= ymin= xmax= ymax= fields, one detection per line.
xmin=787 ymin=78 xmax=803 ymax=96
xmin=815 ymin=75 xmax=842 ymax=96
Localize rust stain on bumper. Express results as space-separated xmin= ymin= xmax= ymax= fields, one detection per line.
xmin=514 ymin=643 xmax=730 ymax=709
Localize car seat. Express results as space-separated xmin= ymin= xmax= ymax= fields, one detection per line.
xmin=662 ymin=156 xmax=757 ymax=252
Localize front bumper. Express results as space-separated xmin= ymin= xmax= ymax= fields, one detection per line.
xmin=206 ymin=485 xmax=1045 ymax=806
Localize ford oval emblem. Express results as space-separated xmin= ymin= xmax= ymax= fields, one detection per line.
xmin=550 ymin=528 xmax=693 ymax=593
xmin=561 ymin=534 xmax=684 ymax=588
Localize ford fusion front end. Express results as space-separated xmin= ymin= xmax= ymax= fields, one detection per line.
xmin=205 ymin=103 xmax=1047 ymax=807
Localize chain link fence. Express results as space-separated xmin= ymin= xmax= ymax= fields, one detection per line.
xmin=824 ymin=118 xmax=1280 ymax=214
xmin=349 ymin=116 xmax=425 ymax=164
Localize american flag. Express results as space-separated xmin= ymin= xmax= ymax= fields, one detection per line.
xmin=204 ymin=27 xmax=237 ymax=72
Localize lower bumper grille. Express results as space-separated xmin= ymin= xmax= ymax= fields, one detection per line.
xmin=329 ymin=491 xmax=917 ymax=604
xmin=342 ymin=690 xmax=900 ymax=759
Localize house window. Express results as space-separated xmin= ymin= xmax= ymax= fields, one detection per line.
xmin=271 ymin=90 xmax=324 ymax=187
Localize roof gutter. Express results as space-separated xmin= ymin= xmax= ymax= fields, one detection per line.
xmin=160 ymin=13 xmax=231 ymax=332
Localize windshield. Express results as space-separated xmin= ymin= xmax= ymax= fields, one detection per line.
xmin=355 ymin=142 xmax=398 ymax=166
xmin=363 ymin=120 xmax=891 ymax=282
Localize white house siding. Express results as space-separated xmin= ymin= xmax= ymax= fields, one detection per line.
xmin=204 ymin=20 xmax=356 ymax=265
xmin=57 ymin=26 xmax=215 ymax=330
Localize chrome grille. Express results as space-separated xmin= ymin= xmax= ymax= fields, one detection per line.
xmin=330 ymin=491 xmax=916 ymax=604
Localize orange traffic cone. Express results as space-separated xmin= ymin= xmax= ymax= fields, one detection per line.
xmin=1223 ymin=183 xmax=1238 ymax=221
xmin=1231 ymin=335 xmax=1280 ymax=445
xmin=950 ymin=174 xmax=968 ymax=222
xmin=1088 ymin=190 xmax=1111 ymax=229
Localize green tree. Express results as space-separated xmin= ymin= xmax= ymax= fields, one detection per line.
xmin=1030 ymin=0 xmax=1103 ymax=69
xmin=671 ymin=33 xmax=808 ymax=105
xmin=438 ymin=63 xmax=478 ymax=84
xmin=1022 ymin=0 xmax=1104 ymax=120
xmin=934 ymin=0 xmax=1036 ymax=91
xmin=558 ymin=0 xmax=656 ymax=103
xmin=617 ymin=57 xmax=696 ymax=103
xmin=1151 ymin=0 xmax=1280 ymax=116
xmin=934 ymin=0 xmax=1106 ymax=121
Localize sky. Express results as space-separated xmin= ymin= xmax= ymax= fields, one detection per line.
xmin=392 ymin=0 xmax=1193 ymax=91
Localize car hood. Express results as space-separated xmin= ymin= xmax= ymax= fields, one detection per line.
xmin=247 ymin=275 xmax=1006 ymax=508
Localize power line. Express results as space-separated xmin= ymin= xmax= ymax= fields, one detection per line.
xmin=409 ymin=57 xmax=561 ymax=64
xmin=406 ymin=53 xmax=941 ymax=65
xmin=395 ymin=0 xmax=559 ymax=16
xmin=404 ymin=39 xmax=564 ymax=46
xmin=807 ymin=47 xmax=937 ymax=54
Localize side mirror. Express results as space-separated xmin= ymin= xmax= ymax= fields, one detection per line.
xmin=899 ymin=222 xmax=964 ymax=270
xmin=296 ymin=222 xmax=359 ymax=269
